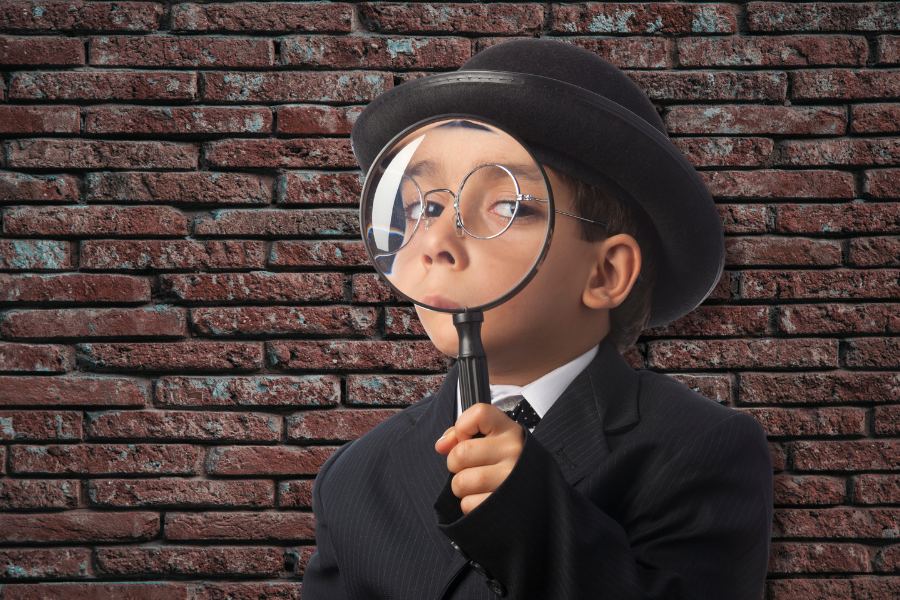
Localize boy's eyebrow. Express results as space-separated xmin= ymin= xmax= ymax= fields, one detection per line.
xmin=406 ymin=159 xmax=442 ymax=179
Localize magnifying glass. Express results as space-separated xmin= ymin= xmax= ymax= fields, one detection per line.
xmin=360 ymin=116 xmax=555 ymax=412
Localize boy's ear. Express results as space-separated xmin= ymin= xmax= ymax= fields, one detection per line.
xmin=583 ymin=233 xmax=642 ymax=310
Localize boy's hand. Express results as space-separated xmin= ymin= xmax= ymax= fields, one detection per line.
xmin=434 ymin=403 xmax=526 ymax=515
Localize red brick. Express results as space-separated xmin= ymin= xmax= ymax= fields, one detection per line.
xmin=172 ymin=2 xmax=352 ymax=33
xmin=0 ymin=511 xmax=158 ymax=543
xmin=778 ymin=303 xmax=900 ymax=334
xmin=11 ymin=443 xmax=200 ymax=475
xmin=846 ymin=337 xmax=900 ymax=368
xmin=360 ymin=3 xmax=543 ymax=34
xmin=95 ymin=546 xmax=283 ymax=576
xmin=282 ymin=35 xmax=470 ymax=69
xmin=0 ymin=479 xmax=79 ymax=509
xmin=346 ymin=373 xmax=444 ymax=406
xmin=0 ymin=35 xmax=84 ymax=65
xmin=0 ymin=240 xmax=73 ymax=270
xmin=86 ymin=410 xmax=280 ymax=442
xmin=768 ymin=542 xmax=872 ymax=573
xmin=853 ymin=104 xmax=900 ymax=134
xmin=774 ymin=508 xmax=900 ymax=539
xmin=82 ymin=240 xmax=266 ymax=271
xmin=551 ymin=3 xmax=735 ymax=34
xmin=643 ymin=305 xmax=768 ymax=337
xmin=726 ymin=236 xmax=841 ymax=266
xmin=193 ymin=208 xmax=359 ymax=236
xmin=706 ymin=270 xmax=735 ymax=301
xmin=165 ymin=512 xmax=315 ymax=541
xmin=793 ymin=69 xmax=900 ymax=100
xmin=478 ymin=36 xmax=670 ymax=69
xmin=793 ymin=440 xmax=900 ymax=471
xmin=648 ymin=338 xmax=837 ymax=370
xmin=667 ymin=105 xmax=847 ymax=136
xmin=278 ymin=105 xmax=362 ymax=136
xmin=202 ymin=71 xmax=390 ymax=103
xmin=703 ymin=170 xmax=853 ymax=200
xmin=288 ymin=546 xmax=316 ymax=576
xmin=77 ymin=342 xmax=262 ymax=372
xmin=269 ymin=240 xmax=369 ymax=268
xmin=851 ymin=577 xmax=900 ymax=598
xmin=352 ymin=272 xmax=402 ymax=302
xmin=741 ymin=270 xmax=900 ymax=300
xmin=879 ymin=35 xmax=900 ymax=64
xmin=628 ymin=71 xmax=787 ymax=102
xmin=623 ymin=345 xmax=645 ymax=370
xmin=769 ymin=576 xmax=852 ymax=599
xmin=853 ymin=475 xmax=900 ymax=504
xmin=2 ymin=306 xmax=186 ymax=340
xmin=748 ymin=2 xmax=900 ymax=33
xmin=206 ymin=445 xmax=336 ymax=476
xmin=742 ymin=407 xmax=866 ymax=437
xmin=876 ymin=546 xmax=900 ymax=571
xmin=672 ymin=137 xmax=773 ymax=167
xmin=196 ymin=581 xmax=304 ymax=600
xmin=679 ymin=35 xmax=866 ymax=67
xmin=773 ymin=475 xmax=846 ymax=506
xmin=161 ymin=272 xmax=343 ymax=302
xmin=716 ymin=204 xmax=769 ymax=234
xmin=278 ymin=480 xmax=313 ymax=508
xmin=205 ymin=138 xmax=356 ymax=168
xmin=89 ymin=479 xmax=273 ymax=508
xmin=192 ymin=306 xmax=377 ymax=337
xmin=268 ymin=340 xmax=451 ymax=372
xmin=91 ymin=35 xmax=272 ymax=68
xmin=666 ymin=374 xmax=733 ymax=404
xmin=5 ymin=139 xmax=198 ymax=169
xmin=0 ymin=1 xmax=163 ymax=32
xmin=0 ymin=548 xmax=90 ymax=579
xmin=740 ymin=372 xmax=900 ymax=405
xmin=0 ymin=172 xmax=80 ymax=203
xmin=9 ymin=70 xmax=196 ymax=100
xmin=0 ymin=410 xmax=81 ymax=440
xmin=85 ymin=105 xmax=273 ymax=135
xmin=778 ymin=202 xmax=900 ymax=234
xmin=0 ymin=583 xmax=189 ymax=600
xmin=394 ymin=71 xmax=437 ymax=85
xmin=84 ymin=171 xmax=273 ymax=204
xmin=0 ymin=343 xmax=71 ymax=373
xmin=0 ymin=274 xmax=150 ymax=303
xmin=3 ymin=205 xmax=188 ymax=236
xmin=385 ymin=306 xmax=427 ymax=337
xmin=0 ymin=106 xmax=79 ymax=134
xmin=155 ymin=375 xmax=340 ymax=408
xmin=864 ymin=170 xmax=900 ymax=199
xmin=0 ymin=375 xmax=149 ymax=407
xmin=875 ymin=405 xmax=900 ymax=435
xmin=778 ymin=138 xmax=900 ymax=167
xmin=287 ymin=408 xmax=399 ymax=442
xmin=277 ymin=171 xmax=363 ymax=205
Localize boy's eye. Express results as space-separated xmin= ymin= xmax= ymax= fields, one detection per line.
xmin=490 ymin=200 xmax=518 ymax=220
xmin=406 ymin=200 xmax=444 ymax=221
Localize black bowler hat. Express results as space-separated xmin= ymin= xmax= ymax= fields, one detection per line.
xmin=350 ymin=39 xmax=725 ymax=329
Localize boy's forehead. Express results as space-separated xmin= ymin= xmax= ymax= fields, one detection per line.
xmin=399 ymin=121 xmax=535 ymax=173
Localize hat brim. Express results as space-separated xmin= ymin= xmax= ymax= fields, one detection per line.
xmin=351 ymin=71 xmax=725 ymax=329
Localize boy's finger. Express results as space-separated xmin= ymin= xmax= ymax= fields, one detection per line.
xmin=454 ymin=403 xmax=515 ymax=441
xmin=434 ymin=427 xmax=458 ymax=455
xmin=445 ymin=436 xmax=518 ymax=473
xmin=451 ymin=465 xmax=508 ymax=498
xmin=460 ymin=491 xmax=492 ymax=515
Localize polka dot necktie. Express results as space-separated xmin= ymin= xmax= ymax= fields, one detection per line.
xmin=503 ymin=396 xmax=541 ymax=428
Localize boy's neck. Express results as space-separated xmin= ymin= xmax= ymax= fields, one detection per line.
xmin=487 ymin=341 xmax=602 ymax=386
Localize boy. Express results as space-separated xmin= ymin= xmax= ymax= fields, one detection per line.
xmin=301 ymin=40 xmax=773 ymax=599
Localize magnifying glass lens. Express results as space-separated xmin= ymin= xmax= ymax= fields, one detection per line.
xmin=361 ymin=117 xmax=553 ymax=312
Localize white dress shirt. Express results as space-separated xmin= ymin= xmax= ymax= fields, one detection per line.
xmin=455 ymin=344 xmax=599 ymax=432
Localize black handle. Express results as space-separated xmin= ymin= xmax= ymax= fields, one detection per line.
xmin=453 ymin=311 xmax=491 ymax=413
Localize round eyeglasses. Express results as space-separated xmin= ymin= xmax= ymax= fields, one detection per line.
xmin=383 ymin=162 xmax=608 ymax=257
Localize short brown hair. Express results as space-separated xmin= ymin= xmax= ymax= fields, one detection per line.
xmin=547 ymin=168 xmax=660 ymax=354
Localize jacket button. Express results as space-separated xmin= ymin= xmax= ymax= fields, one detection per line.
xmin=485 ymin=578 xmax=506 ymax=596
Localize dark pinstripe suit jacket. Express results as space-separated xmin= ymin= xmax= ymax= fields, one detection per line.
xmin=302 ymin=338 xmax=773 ymax=599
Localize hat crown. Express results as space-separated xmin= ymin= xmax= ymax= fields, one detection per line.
xmin=459 ymin=40 xmax=667 ymax=137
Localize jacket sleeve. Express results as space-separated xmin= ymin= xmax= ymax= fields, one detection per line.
xmin=434 ymin=412 xmax=773 ymax=600
xmin=301 ymin=440 xmax=356 ymax=600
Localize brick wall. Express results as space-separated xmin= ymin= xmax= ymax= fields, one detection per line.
xmin=0 ymin=1 xmax=898 ymax=598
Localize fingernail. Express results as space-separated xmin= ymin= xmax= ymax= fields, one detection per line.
xmin=437 ymin=427 xmax=452 ymax=442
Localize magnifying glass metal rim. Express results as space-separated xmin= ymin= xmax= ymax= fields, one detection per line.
xmin=359 ymin=113 xmax=556 ymax=314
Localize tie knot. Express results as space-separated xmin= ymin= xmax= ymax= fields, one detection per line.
xmin=503 ymin=397 xmax=541 ymax=428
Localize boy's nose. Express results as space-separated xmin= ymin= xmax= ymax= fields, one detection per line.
xmin=419 ymin=207 xmax=469 ymax=271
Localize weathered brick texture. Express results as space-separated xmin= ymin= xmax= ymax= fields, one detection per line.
xmin=0 ymin=0 xmax=896 ymax=595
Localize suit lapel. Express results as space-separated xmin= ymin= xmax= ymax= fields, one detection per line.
xmin=531 ymin=338 xmax=641 ymax=486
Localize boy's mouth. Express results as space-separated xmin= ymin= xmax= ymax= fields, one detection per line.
xmin=422 ymin=294 xmax=462 ymax=310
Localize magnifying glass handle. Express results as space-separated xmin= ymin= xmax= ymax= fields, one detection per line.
xmin=453 ymin=312 xmax=491 ymax=414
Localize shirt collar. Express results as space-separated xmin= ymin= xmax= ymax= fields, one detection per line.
xmin=455 ymin=344 xmax=600 ymax=420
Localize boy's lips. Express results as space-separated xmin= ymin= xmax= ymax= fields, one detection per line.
xmin=421 ymin=294 xmax=462 ymax=310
